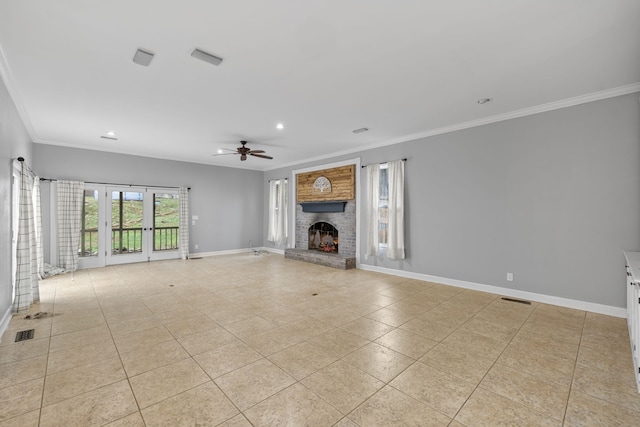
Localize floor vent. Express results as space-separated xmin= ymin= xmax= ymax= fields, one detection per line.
xmin=15 ymin=329 xmax=35 ymax=342
xmin=501 ymin=297 xmax=531 ymax=305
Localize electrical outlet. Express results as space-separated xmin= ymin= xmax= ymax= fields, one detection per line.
xmin=507 ymin=273 xmax=513 ymax=282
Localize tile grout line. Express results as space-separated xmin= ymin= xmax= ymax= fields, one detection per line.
xmin=445 ymin=297 xmax=543 ymax=424
xmin=37 ymin=275 xmax=57 ymax=427
xmin=92 ymin=265 xmax=147 ymax=427
xmin=560 ymin=310 xmax=587 ymax=426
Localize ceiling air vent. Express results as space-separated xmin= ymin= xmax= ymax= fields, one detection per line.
xmin=191 ymin=48 xmax=223 ymax=66
xmin=133 ymin=48 xmax=154 ymax=66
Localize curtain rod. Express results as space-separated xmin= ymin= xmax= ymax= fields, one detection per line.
xmin=39 ymin=177 xmax=190 ymax=190
xmin=361 ymin=158 xmax=407 ymax=168
xmin=15 ymin=156 xmax=36 ymax=177
xmin=267 ymin=177 xmax=288 ymax=182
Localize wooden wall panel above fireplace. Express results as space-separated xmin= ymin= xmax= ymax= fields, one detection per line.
xmin=296 ymin=164 xmax=354 ymax=202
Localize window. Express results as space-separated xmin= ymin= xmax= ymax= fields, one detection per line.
xmin=365 ymin=160 xmax=405 ymax=259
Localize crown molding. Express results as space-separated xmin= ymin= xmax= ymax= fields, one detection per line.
xmin=265 ymin=82 xmax=640 ymax=171
xmin=0 ymin=45 xmax=37 ymax=141
xmin=379 ymin=82 xmax=640 ymax=148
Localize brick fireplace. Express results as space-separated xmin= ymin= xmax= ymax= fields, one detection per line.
xmin=284 ymin=163 xmax=357 ymax=269
xmin=284 ymin=201 xmax=356 ymax=269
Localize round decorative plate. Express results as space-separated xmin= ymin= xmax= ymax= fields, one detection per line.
xmin=313 ymin=176 xmax=332 ymax=193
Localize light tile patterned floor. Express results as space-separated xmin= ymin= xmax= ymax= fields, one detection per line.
xmin=1 ymin=254 xmax=639 ymax=426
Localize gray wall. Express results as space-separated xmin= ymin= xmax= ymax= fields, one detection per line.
xmin=0 ymin=75 xmax=33 ymax=319
xmin=33 ymin=145 xmax=264 ymax=258
xmin=265 ymin=93 xmax=640 ymax=308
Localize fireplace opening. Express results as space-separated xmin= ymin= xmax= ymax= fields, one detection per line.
xmin=308 ymin=222 xmax=338 ymax=253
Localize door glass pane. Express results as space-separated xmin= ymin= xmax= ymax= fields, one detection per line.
xmin=80 ymin=190 xmax=99 ymax=257
xmin=111 ymin=191 xmax=144 ymax=255
xmin=153 ymin=193 xmax=179 ymax=251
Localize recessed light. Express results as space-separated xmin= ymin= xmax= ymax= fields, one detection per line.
xmin=217 ymin=149 xmax=223 ymax=154
xmin=352 ymin=127 xmax=369 ymax=134
xmin=276 ymin=123 xmax=284 ymax=130
xmin=477 ymin=98 xmax=492 ymax=105
xmin=101 ymin=131 xmax=118 ymax=140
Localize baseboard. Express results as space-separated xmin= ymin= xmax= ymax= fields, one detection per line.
xmin=0 ymin=305 xmax=13 ymax=344
xmin=359 ymin=264 xmax=627 ymax=318
xmin=262 ymin=247 xmax=285 ymax=255
xmin=190 ymin=247 xmax=277 ymax=258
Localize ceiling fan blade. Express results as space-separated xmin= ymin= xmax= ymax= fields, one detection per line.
xmin=248 ymin=149 xmax=265 ymax=154
xmin=212 ymin=152 xmax=239 ymax=157
xmin=250 ymin=153 xmax=273 ymax=159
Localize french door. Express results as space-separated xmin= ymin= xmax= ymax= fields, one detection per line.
xmin=77 ymin=185 xmax=180 ymax=268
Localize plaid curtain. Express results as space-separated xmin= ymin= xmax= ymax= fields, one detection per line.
xmin=13 ymin=161 xmax=39 ymax=312
xmin=33 ymin=177 xmax=44 ymax=279
xmin=57 ymin=180 xmax=84 ymax=271
xmin=178 ymin=187 xmax=189 ymax=259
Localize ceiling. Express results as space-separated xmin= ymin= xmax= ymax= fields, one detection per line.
xmin=1 ymin=1 xmax=639 ymax=171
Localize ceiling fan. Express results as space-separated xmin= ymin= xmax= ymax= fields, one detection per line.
xmin=214 ymin=141 xmax=273 ymax=161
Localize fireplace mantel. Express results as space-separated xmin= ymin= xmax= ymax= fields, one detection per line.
xmin=299 ymin=201 xmax=347 ymax=213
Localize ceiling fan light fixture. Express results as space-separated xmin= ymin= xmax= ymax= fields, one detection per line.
xmin=191 ymin=48 xmax=223 ymax=66
xmin=133 ymin=48 xmax=154 ymax=66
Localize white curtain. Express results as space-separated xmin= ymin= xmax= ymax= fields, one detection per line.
xmin=13 ymin=161 xmax=39 ymax=312
xmin=267 ymin=179 xmax=288 ymax=246
xmin=57 ymin=180 xmax=84 ymax=271
xmin=387 ymin=160 xmax=405 ymax=259
xmin=365 ymin=164 xmax=380 ymax=257
xmin=277 ymin=179 xmax=288 ymax=246
xmin=267 ymin=180 xmax=277 ymax=242
xmin=179 ymin=187 xmax=190 ymax=259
